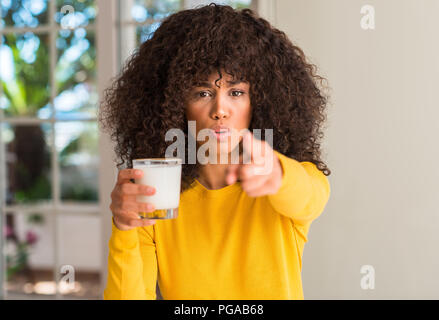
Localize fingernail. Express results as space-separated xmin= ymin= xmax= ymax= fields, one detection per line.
xmin=135 ymin=170 xmax=142 ymax=176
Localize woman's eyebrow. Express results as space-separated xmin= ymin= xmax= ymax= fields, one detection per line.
xmin=196 ymin=80 xmax=245 ymax=88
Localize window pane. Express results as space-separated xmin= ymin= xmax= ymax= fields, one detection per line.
xmin=55 ymin=29 xmax=96 ymax=120
xmin=219 ymin=0 xmax=253 ymax=9
xmin=184 ymin=0 xmax=252 ymax=10
xmin=4 ymin=211 xmax=55 ymax=299
xmin=131 ymin=0 xmax=181 ymax=23
xmin=57 ymin=214 xmax=101 ymax=298
xmin=0 ymin=0 xmax=49 ymax=28
xmin=136 ymin=21 xmax=161 ymax=44
xmin=0 ymin=33 xmax=51 ymax=119
xmin=2 ymin=122 xmax=52 ymax=205
xmin=55 ymin=121 xmax=98 ymax=203
xmin=55 ymin=0 xmax=96 ymax=29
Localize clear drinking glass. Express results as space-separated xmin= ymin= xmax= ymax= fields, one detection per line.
xmin=132 ymin=158 xmax=182 ymax=219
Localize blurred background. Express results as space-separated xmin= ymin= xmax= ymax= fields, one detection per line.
xmin=1 ymin=0 xmax=438 ymax=300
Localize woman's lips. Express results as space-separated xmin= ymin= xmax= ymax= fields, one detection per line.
xmin=210 ymin=129 xmax=231 ymax=141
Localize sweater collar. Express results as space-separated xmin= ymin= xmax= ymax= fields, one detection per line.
xmin=189 ymin=178 xmax=242 ymax=198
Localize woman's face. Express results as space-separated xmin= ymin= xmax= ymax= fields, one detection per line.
xmin=184 ymin=71 xmax=252 ymax=157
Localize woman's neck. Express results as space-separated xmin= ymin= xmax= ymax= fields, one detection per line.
xmin=197 ymin=163 xmax=231 ymax=190
xmin=196 ymin=141 xmax=243 ymax=190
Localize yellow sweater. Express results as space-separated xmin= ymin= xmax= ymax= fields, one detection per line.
xmin=103 ymin=150 xmax=330 ymax=300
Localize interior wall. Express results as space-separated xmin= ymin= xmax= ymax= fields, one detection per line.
xmin=271 ymin=0 xmax=439 ymax=299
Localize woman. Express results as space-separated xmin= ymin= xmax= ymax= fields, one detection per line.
xmin=99 ymin=3 xmax=331 ymax=300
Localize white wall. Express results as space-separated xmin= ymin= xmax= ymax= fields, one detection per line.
xmin=268 ymin=0 xmax=439 ymax=299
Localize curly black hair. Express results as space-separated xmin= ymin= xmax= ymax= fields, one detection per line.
xmin=98 ymin=3 xmax=331 ymax=193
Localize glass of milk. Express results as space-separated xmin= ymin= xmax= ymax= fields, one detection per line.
xmin=133 ymin=157 xmax=182 ymax=219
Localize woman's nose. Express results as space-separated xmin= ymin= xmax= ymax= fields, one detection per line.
xmin=211 ymin=101 xmax=229 ymax=119
xmin=212 ymin=109 xmax=228 ymax=119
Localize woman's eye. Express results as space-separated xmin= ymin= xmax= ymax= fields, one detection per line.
xmin=231 ymin=90 xmax=244 ymax=97
xmin=194 ymin=91 xmax=211 ymax=98
xmin=197 ymin=91 xmax=244 ymax=98
xmin=198 ymin=91 xmax=210 ymax=98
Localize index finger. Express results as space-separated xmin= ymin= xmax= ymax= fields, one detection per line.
xmin=242 ymin=131 xmax=263 ymax=164
xmin=117 ymin=168 xmax=143 ymax=185
xmin=226 ymin=137 xmax=248 ymax=185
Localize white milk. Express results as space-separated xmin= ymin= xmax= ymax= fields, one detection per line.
xmin=134 ymin=161 xmax=182 ymax=210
